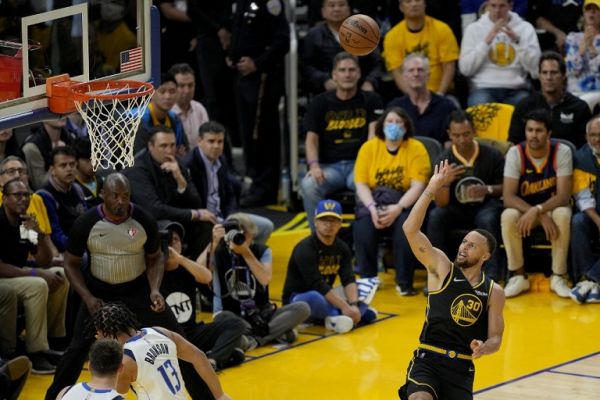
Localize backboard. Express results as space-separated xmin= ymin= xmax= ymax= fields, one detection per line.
xmin=0 ymin=0 xmax=159 ymax=130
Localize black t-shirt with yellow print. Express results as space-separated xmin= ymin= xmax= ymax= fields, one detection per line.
xmin=304 ymin=90 xmax=383 ymax=164
xmin=282 ymin=234 xmax=355 ymax=304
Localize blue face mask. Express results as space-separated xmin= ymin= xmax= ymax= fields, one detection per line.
xmin=383 ymin=123 xmax=405 ymax=141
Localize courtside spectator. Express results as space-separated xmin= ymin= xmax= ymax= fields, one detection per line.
xmin=501 ymin=109 xmax=572 ymax=298
xmin=509 ymin=51 xmax=591 ymax=149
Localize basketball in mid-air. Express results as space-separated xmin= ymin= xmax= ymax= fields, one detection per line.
xmin=338 ymin=14 xmax=380 ymax=56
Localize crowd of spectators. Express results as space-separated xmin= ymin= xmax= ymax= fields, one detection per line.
xmin=3 ymin=0 xmax=600 ymax=398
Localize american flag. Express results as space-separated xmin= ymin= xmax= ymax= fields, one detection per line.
xmin=120 ymin=47 xmax=143 ymax=73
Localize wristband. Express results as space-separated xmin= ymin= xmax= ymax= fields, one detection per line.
xmin=307 ymin=160 xmax=319 ymax=166
xmin=366 ymin=202 xmax=376 ymax=210
xmin=535 ymin=204 xmax=543 ymax=214
xmin=30 ymin=268 xmax=36 ymax=276
xmin=348 ymin=300 xmax=359 ymax=306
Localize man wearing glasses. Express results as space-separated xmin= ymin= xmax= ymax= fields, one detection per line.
xmin=0 ymin=178 xmax=69 ymax=374
xmin=0 ymin=156 xmax=52 ymax=236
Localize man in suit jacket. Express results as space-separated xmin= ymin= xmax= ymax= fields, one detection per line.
xmin=183 ymin=121 xmax=273 ymax=244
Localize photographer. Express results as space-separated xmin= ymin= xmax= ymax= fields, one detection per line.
xmin=199 ymin=213 xmax=310 ymax=350
xmin=158 ymin=220 xmax=247 ymax=371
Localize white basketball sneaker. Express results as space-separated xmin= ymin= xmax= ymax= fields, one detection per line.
xmin=504 ymin=275 xmax=530 ymax=298
xmin=550 ymin=275 xmax=571 ymax=298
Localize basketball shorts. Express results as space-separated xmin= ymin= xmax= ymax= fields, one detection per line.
xmin=398 ymin=349 xmax=475 ymax=400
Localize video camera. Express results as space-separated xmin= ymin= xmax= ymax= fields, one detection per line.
xmin=222 ymin=220 xmax=245 ymax=246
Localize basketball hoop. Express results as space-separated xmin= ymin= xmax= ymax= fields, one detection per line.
xmin=46 ymin=74 xmax=154 ymax=171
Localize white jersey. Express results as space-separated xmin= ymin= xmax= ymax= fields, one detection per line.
xmin=124 ymin=327 xmax=186 ymax=400
xmin=61 ymin=382 xmax=123 ymax=400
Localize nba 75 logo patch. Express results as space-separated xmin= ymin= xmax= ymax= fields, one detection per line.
xmin=128 ymin=227 xmax=138 ymax=238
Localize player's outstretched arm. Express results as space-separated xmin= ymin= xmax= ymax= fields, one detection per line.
xmin=403 ymin=160 xmax=453 ymax=277
xmin=163 ymin=328 xmax=231 ymax=400
xmin=471 ymin=284 xmax=505 ymax=359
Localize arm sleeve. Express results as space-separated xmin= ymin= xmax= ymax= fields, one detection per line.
xmin=573 ymin=168 xmax=596 ymax=210
xmin=366 ymin=92 xmax=385 ymax=122
xmin=438 ymin=22 xmax=460 ymax=63
xmin=303 ymin=95 xmax=324 ymax=133
xmin=260 ymin=247 xmax=273 ymax=265
xmin=66 ymin=211 xmax=98 ymax=257
xmin=503 ymin=147 xmax=522 ymax=179
xmin=37 ymin=191 xmax=69 ymax=252
xmin=382 ymin=27 xmax=404 ymax=72
xmin=565 ymin=33 xmax=585 ymax=77
xmin=353 ymin=142 xmax=373 ymax=184
xmin=515 ymin=25 xmax=542 ymax=78
xmin=556 ymin=144 xmax=573 ymax=177
xmin=409 ymin=141 xmax=432 ymax=183
xmin=458 ymin=24 xmax=491 ymax=77
xmin=337 ymin=241 xmax=356 ymax=287
xmin=132 ymin=206 xmax=161 ymax=254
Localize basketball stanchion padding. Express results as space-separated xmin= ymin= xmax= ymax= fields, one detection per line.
xmin=46 ymin=74 xmax=154 ymax=171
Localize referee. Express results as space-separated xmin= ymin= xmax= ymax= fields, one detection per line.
xmin=45 ymin=173 xmax=211 ymax=400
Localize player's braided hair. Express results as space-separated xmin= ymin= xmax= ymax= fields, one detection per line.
xmin=90 ymin=302 xmax=141 ymax=339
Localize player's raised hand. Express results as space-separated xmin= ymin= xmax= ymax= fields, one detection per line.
xmin=429 ymin=160 xmax=453 ymax=191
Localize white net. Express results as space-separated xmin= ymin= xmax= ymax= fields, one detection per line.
xmin=72 ymin=81 xmax=153 ymax=171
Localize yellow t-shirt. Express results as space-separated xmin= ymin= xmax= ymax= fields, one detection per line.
xmin=383 ymin=16 xmax=459 ymax=92
xmin=0 ymin=192 xmax=52 ymax=235
xmin=354 ymin=137 xmax=431 ymax=191
xmin=573 ymin=168 xmax=595 ymax=195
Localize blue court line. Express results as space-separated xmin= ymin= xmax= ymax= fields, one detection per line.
xmin=474 ymin=351 xmax=600 ymax=394
xmin=241 ymin=312 xmax=397 ymax=364
xmin=546 ymin=370 xmax=600 ymax=380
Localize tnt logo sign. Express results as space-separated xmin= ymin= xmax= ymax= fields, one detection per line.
xmin=165 ymin=292 xmax=193 ymax=324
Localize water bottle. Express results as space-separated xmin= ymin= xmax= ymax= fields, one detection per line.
xmin=281 ymin=167 xmax=291 ymax=205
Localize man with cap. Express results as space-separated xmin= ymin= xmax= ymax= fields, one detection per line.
xmin=282 ymin=199 xmax=377 ymax=334
xmin=158 ymin=220 xmax=247 ymax=370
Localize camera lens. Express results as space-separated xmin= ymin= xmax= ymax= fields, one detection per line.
xmin=225 ymin=229 xmax=246 ymax=245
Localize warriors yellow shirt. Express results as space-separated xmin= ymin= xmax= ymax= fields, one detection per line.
xmin=354 ymin=137 xmax=431 ymax=192
xmin=383 ymin=16 xmax=459 ymax=93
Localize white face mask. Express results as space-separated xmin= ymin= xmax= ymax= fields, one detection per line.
xmin=100 ymin=2 xmax=125 ymax=22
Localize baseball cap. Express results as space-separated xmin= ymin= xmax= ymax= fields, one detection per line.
xmin=314 ymin=199 xmax=343 ymax=220
xmin=157 ymin=219 xmax=185 ymax=240
xmin=585 ymin=0 xmax=600 ymax=9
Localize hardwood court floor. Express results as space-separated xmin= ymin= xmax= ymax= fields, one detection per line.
xmin=22 ymin=228 xmax=600 ymax=399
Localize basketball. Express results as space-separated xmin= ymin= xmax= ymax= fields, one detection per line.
xmin=338 ymin=14 xmax=380 ymax=56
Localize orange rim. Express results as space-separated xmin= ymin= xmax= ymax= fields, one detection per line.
xmin=70 ymin=80 xmax=154 ymax=102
